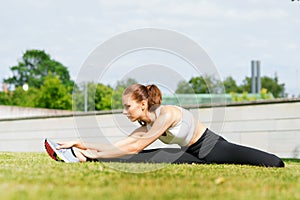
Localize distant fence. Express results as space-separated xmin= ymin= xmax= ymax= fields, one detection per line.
xmin=0 ymin=99 xmax=299 ymax=158
xmin=162 ymin=93 xmax=272 ymax=106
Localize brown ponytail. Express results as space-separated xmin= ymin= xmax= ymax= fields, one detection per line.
xmin=146 ymin=84 xmax=162 ymax=109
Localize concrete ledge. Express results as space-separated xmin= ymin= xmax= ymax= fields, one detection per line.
xmin=1 ymin=98 xmax=300 ymax=121
xmin=0 ymin=105 xmax=81 ymax=120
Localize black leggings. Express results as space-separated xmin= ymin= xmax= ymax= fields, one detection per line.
xmin=92 ymin=129 xmax=284 ymax=167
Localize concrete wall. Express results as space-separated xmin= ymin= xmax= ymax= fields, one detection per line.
xmin=0 ymin=105 xmax=77 ymax=119
xmin=190 ymin=100 xmax=300 ymax=158
xmin=0 ymin=100 xmax=299 ymax=158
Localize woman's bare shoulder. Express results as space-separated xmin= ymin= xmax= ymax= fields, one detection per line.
xmin=160 ymin=105 xmax=181 ymax=111
xmin=159 ymin=105 xmax=182 ymax=118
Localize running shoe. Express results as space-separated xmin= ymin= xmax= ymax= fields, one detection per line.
xmin=44 ymin=139 xmax=80 ymax=163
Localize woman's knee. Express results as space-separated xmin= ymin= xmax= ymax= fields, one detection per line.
xmin=272 ymin=156 xmax=285 ymax=168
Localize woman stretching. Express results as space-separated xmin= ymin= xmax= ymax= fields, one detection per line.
xmin=45 ymin=84 xmax=284 ymax=167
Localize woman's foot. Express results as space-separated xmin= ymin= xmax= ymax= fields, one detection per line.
xmin=44 ymin=139 xmax=80 ymax=163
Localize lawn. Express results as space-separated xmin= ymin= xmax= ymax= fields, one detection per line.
xmin=0 ymin=152 xmax=299 ymax=200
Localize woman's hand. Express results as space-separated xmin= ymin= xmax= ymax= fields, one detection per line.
xmin=56 ymin=141 xmax=87 ymax=150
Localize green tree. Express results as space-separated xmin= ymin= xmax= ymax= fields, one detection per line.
xmin=112 ymin=78 xmax=137 ymax=109
xmin=261 ymin=76 xmax=285 ymax=98
xmin=95 ymin=83 xmax=113 ymax=110
xmin=0 ymin=86 xmax=39 ymax=107
xmin=188 ymin=75 xmax=223 ymax=94
xmin=4 ymin=49 xmax=74 ymax=89
xmin=72 ymin=82 xmax=115 ymax=111
xmin=222 ymin=76 xmax=242 ymax=93
xmin=0 ymin=90 xmax=13 ymax=105
xmin=239 ymin=77 xmax=251 ymax=93
xmin=36 ymin=75 xmax=72 ymax=110
xmin=239 ymin=75 xmax=285 ymax=98
xmin=11 ymin=87 xmax=39 ymax=107
xmin=175 ymin=80 xmax=194 ymax=94
xmin=72 ymin=82 xmax=93 ymax=111
xmin=115 ymin=78 xmax=138 ymax=90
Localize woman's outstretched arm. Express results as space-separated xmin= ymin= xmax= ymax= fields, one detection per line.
xmin=75 ymin=110 xmax=176 ymax=159
xmin=56 ymin=124 xmax=150 ymax=152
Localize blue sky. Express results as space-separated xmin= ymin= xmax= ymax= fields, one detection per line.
xmin=1 ymin=0 xmax=299 ymax=96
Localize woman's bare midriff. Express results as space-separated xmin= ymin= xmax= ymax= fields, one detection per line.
xmin=188 ymin=120 xmax=207 ymax=146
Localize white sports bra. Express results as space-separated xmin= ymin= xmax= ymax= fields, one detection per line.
xmin=146 ymin=105 xmax=195 ymax=146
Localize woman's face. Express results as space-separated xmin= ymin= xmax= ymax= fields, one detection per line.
xmin=122 ymin=94 xmax=146 ymax=122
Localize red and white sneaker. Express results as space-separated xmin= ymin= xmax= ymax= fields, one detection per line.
xmin=44 ymin=139 xmax=80 ymax=163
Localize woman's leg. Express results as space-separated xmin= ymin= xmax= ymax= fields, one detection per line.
xmin=85 ymin=148 xmax=203 ymax=164
xmin=203 ymin=136 xmax=285 ymax=167
xmin=186 ymin=129 xmax=284 ymax=167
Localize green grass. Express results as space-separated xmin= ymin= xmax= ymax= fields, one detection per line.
xmin=0 ymin=153 xmax=299 ymax=200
